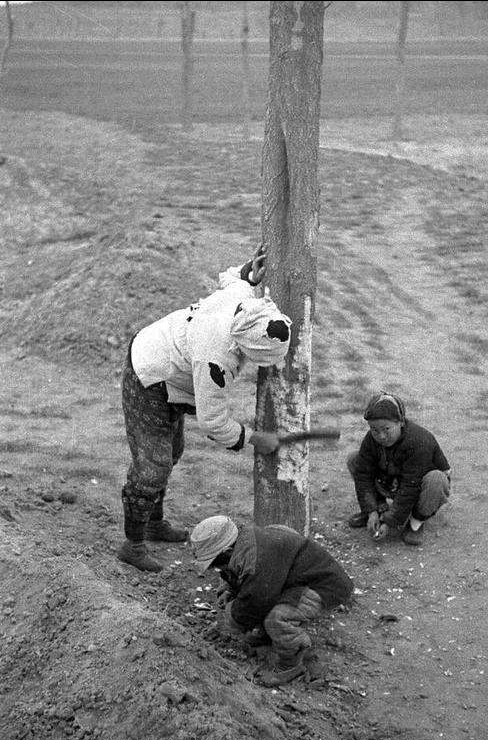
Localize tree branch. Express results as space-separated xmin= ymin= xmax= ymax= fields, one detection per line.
xmin=0 ymin=0 xmax=14 ymax=80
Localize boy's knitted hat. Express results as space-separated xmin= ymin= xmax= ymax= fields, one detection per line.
xmin=364 ymin=391 xmax=406 ymax=423
xmin=190 ymin=515 xmax=238 ymax=573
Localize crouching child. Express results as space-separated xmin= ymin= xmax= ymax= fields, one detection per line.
xmin=190 ymin=515 xmax=354 ymax=687
xmin=347 ymin=391 xmax=451 ymax=546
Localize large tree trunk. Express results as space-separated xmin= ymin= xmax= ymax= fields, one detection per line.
xmin=0 ymin=0 xmax=14 ymax=80
xmin=254 ymin=1 xmax=324 ymax=535
xmin=181 ymin=2 xmax=195 ymax=133
xmin=392 ymin=0 xmax=409 ymax=141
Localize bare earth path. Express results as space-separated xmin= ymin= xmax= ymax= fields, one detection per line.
xmin=316 ymin=181 xmax=488 ymax=739
xmin=1 ymin=111 xmax=487 ymax=740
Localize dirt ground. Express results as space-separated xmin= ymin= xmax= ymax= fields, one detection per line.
xmin=0 ymin=110 xmax=487 ymax=740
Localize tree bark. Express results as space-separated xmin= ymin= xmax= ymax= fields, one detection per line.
xmin=0 ymin=0 xmax=14 ymax=80
xmin=240 ymin=2 xmax=251 ymax=140
xmin=392 ymin=1 xmax=409 ymax=141
xmin=254 ymin=1 xmax=324 ymax=535
xmin=181 ymin=2 xmax=195 ymax=133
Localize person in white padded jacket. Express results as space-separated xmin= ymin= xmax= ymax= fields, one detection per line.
xmin=117 ymin=249 xmax=292 ymax=571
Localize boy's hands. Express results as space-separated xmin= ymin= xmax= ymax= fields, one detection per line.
xmin=373 ymin=523 xmax=390 ymax=541
xmin=217 ymin=581 xmax=232 ymax=609
xmin=249 ymin=431 xmax=279 ymax=455
xmin=224 ymin=601 xmax=244 ymax=635
xmin=367 ymin=511 xmax=380 ymax=536
xmin=367 ymin=512 xmax=390 ymax=540
xmin=251 ymin=245 xmax=266 ymax=285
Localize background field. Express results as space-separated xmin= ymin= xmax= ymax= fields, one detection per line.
xmin=1 ymin=9 xmax=488 ymax=740
xmin=3 ymin=37 xmax=488 ymax=124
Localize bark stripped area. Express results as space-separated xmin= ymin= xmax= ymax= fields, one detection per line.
xmin=254 ymin=1 xmax=324 ymax=534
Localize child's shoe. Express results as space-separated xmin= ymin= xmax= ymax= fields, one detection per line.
xmin=403 ymin=522 xmax=424 ymax=546
xmin=348 ymin=511 xmax=368 ymax=528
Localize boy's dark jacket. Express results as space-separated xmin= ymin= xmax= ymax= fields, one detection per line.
xmin=354 ymin=419 xmax=449 ymax=527
xmin=220 ymin=524 xmax=354 ymax=631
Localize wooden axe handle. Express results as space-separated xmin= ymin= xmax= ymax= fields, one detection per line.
xmin=278 ymin=427 xmax=340 ymax=445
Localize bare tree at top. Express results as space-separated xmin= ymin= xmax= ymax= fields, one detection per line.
xmin=181 ymin=1 xmax=195 ymax=133
xmin=392 ymin=1 xmax=410 ymax=141
xmin=240 ymin=1 xmax=251 ymax=140
xmin=254 ymin=1 xmax=325 ymax=535
xmin=0 ymin=0 xmax=14 ymax=80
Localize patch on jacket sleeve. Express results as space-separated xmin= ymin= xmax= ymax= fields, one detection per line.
xmin=209 ymin=362 xmax=226 ymax=388
xmin=266 ymin=319 xmax=290 ymax=342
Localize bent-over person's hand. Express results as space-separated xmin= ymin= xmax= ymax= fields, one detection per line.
xmin=249 ymin=431 xmax=279 ymax=455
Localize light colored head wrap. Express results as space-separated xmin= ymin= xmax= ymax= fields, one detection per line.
xmin=230 ymin=297 xmax=292 ymax=367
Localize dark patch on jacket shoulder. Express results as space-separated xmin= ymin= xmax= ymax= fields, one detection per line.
xmin=267 ymin=320 xmax=289 ymax=342
xmin=209 ymin=362 xmax=226 ymax=388
xmin=187 ymin=301 xmax=201 ymax=322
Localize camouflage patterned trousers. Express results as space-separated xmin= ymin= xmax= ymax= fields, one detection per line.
xmin=121 ymin=351 xmax=186 ymax=541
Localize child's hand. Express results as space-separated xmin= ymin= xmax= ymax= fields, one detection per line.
xmin=373 ymin=523 xmax=390 ymax=541
xmin=367 ymin=511 xmax=380 ymax=536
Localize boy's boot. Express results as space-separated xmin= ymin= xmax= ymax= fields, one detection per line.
xmin=145 ymin=496 xmax=188 ymax=543
xmin=117 ymin=540 xmax=163 ymax=572
xmin=259 ymin=649 xmax=306 ymax=687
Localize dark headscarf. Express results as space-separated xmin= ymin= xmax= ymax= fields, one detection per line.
xmin=363 ymin=391 xmax=406 ymax=423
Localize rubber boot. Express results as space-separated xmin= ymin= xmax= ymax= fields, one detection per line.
xmin=146 ymin=496 xmax=188 ymax=542
xmin=117 ymin=540 xmax=163 ymax=572
xmin=146 ymin=519 xmax=188 ymax=543
xmin=259 ymin=650 xmax=306 ymax=687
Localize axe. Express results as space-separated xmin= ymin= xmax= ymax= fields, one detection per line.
xmin=278 ymin=427 xmax=340 ymax=445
